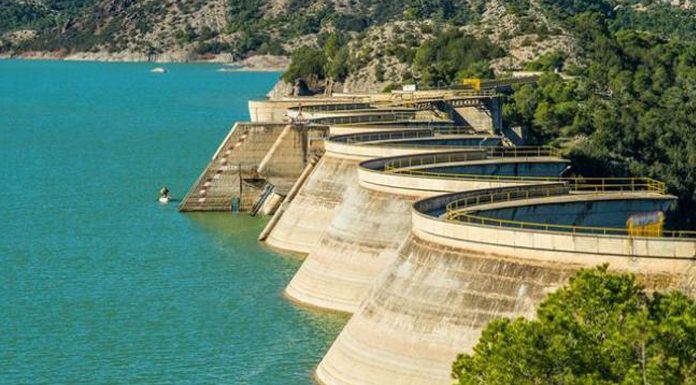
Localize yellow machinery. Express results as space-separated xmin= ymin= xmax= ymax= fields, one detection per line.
xmin=626 ymin=211 xmax=665 ymax=237
xmin=461 ymin=78 xmax=481 ymax=92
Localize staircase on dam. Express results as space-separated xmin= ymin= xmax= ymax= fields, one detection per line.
xmin=179 ymin=122 xmax=324 ymax=212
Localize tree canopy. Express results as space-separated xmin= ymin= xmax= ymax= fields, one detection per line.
xmin=504 ymin=17 xmax=696 ymax=228
xmin=281 ymin=46 xmax=327 ymax=84
xmin=413 ymin=29 xmax=504 ymax=87
xmin=452 ymin=265 xmax=696 ymax=385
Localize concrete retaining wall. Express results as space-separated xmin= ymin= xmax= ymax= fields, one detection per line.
xmin=180 ymin=122 xmax=297 ymax=211
xmin=264 ymin=155 xmax=358 ymax=255
xmin=314 ymin=184 xmax=696 ymax=385
xmin=315 ymin=234 xmax=579 ymax=385
xmin=285 ymin=158 xmax=571 ymax=313
xmin=317 ymin=215 xmax=696 ymax=385
xmin=453 ymin=106 xmax=493 ymax=133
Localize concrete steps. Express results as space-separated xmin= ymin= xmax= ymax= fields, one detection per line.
xmin=179 ymin=123 xmax=289 ymax=212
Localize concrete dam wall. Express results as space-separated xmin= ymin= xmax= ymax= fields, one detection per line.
xmin=284 ymin=145 xmax=570 ymax=313
xmin=263 ymin=155 xmax=359 ymax=255
xmin=262 ymin=129 xmax=501 ymax=255
xmin=315 ymin=184 xmax=695 ymax=385
xmin=243 ymin=94 xmax=696 ymax=385
xmin=315 ymin=234 xmax=578 ymax=385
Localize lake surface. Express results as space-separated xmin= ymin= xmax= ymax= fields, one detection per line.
xmin=0 ymin=60 xmax=347 ymax=384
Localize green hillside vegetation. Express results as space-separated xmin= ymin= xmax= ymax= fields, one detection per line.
xmin=282 ymin=27 xmax=504 ymax=86
xmin=413 ymin=29 xmax=505 ymax=85
xmin=452 ymin=265 xmax=696 ymax=385
xmin=505 ymin=12 xmax=696 ymax=228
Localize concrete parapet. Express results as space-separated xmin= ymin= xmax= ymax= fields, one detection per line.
xmin=412 ymin=190 xmax=694 ymax=268
xmin=325 ymin=139 xmax=479 ymax=161
xmin=248 ymin=97 xmax=362 ymax=123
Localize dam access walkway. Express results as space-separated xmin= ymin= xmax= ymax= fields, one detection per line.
xmin=179 ymin=122 xmax=324 ymax=212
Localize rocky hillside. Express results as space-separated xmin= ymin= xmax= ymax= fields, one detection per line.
xmin=1 ymin=0 xmax=694 ymax=77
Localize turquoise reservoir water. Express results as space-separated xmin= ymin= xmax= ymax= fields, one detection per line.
xmin=0 ymin=61 xmax=346 ymax=384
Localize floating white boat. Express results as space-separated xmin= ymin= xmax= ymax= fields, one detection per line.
xmin=151 ymin=67 xmax=167 ymax=73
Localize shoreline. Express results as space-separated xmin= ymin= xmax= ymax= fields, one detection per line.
xmin=0 ymin=51 xmax=289 ymax=72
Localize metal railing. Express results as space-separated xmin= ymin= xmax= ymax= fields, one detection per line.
xmin=444 ymin=185 xmax=569 ymax=217
xmin=393 ymin=172 xmax=666 ymax=194
xmin=291 ymin=103 xmax=372 ymax=113
xmin=310 ymin=111 xmax=417 ymax=126
xmin=442 ymin=184 xmax=695 ymax=238
xmin=449 ymin=213 xmax=696 ymax=238
xmin=381 ymin=148 xmax=666 ymax=194
xmin=408 ymin=76 xmax=539 ymax=92
xmin=383 ymin=147 xmax=562 ymax=171
xmin=335 ymin=127 xmax=478 ymax=145
xmin=389 ymin=89 xmax=498 ymax=98
xmin=340 ymin=130 xmax=432 ymax=144
xmin=387 ymin=90 xmax=498 ymax=107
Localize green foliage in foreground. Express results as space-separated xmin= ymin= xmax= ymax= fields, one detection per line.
xmin=452 ymin=266 xmax=696 ymax=385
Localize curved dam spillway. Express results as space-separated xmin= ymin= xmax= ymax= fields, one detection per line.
xmin=262 ymin=127 xmax=500 ymax=255
xmin=245 ymin=95 xmax=696 ymax=385
xmin=316 ymin=182 xmax=696 ymax=385
xmin=284 ymin=142 xmax=571 ymax=313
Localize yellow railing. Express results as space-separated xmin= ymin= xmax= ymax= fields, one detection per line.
xmin=448 ymin=214 xmax=696 ymax=238
xmin=446 ymin=184 xmax=664 ymax=219
xmin=338 ymin=127 xmax=480 ymax=145
xmin=442 ymin=185 xmax=694 ymax=238
xmin=382 ymin=147 xmax=666 ymax=195
xmin=445 ymin=185 xmax=569 ymax=216
xmin=444 ymin=181 xmax=666 ymax=215
xmin=383 ymin=147 xmax=562 ymax=171
xmin=388 ymin=89 xmax=498 ymax=103
xmin=394 ymin=172 xmax=666 ymax=194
